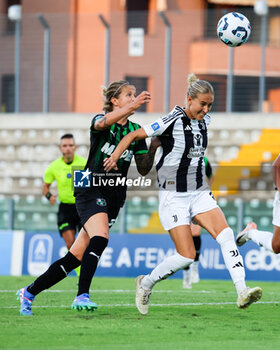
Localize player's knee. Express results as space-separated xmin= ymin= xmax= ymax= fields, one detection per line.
xmin=62 ymin=230 xmax=75 ymax=246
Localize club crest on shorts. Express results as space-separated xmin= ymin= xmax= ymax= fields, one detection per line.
xmin=96 ymin=198 xmax=107 ymax=206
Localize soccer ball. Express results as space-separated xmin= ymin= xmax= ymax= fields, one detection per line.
xmin=217 ymin=12 xmax=251 ymax=47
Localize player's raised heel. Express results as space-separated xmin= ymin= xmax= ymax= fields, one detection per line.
xmin=237 ymin=286 xmax=262 ymax=309
xmin=72 ymin=293 xmax=98 ymax=312
xmin=16 ymin=287 xmax=35 ymax=316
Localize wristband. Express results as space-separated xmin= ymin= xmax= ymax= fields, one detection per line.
xmin=45 ymin=192 xmax=52 ymax=200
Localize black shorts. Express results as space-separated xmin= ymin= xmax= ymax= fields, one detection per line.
xmin=75 ymin=189 xmax=125 ymax=228
xmin=57 ymin=203 xmax=82 ymax=236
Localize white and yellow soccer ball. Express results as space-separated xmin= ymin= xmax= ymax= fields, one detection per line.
xmin=217 ymin=12 xmax=251 ymax=47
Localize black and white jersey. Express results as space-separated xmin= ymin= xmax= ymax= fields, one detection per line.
xmin=143 ymin=105 xmax=210 ymax=192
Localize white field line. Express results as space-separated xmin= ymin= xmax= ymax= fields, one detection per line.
xmin=1 ymin=289 xmax=279 ymax=296
xmin=2 ymin=301 xmax=280 ymax=309
xmin=0 ymin=289 xmax=226 ymax=294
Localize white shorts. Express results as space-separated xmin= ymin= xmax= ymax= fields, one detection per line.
xmin=158 ymin=190 xmax=218 ymax=231
xmin=272 ymin=191 xmax=280 ymax=227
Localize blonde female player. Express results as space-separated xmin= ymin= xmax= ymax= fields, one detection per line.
xmin=17 ymin=80 xmax=160 ymax=315
xmin=104 ymin=73 xmax=262 ymax=315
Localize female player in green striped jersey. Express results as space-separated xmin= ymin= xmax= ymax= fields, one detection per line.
xmin=17 ymin=80 xmax=160 ymax=315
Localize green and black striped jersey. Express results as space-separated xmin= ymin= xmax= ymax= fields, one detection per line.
xmin=84 ymin=114 xmax=148 ymax=177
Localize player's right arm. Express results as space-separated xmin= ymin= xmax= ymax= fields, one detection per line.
xmin=93 ymin=91 xmax=151 ymax=131
xmin=104 ymin=111 xmax=175 ymax=172
xmin=272 ymin=153 xmax=280 ymax=195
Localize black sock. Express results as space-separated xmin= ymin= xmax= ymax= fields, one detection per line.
xmin=77 ymin=236 xmax=108 ymax=296
xmin=184 ymin=236 xmax=202 ymax=270
xmin=27 ymin=252 xmax=81 ymax=296
xmin=193 ymin=235 xmax=201 ymax=261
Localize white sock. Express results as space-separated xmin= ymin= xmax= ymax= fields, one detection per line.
xmin=141 ymin=253 xmax=194 ymax=290
xmin=183 ymin=269 xmax=191 ymax=279
xmin=216 ymin=227 xmax=246 ymax=295
xmin=249 ymin=229 xmax=273 ymax=252
xmin=191 ymin=261 xmax=199 ymax=271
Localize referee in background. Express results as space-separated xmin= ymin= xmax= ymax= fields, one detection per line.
xmin=42 ymin=133 xmax=86 ymax=276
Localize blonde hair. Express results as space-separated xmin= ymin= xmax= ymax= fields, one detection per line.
xmin=185 ymin=73 xmax=214 ymax=105
xmin=102 ymin=80 xmax=132 ymax=113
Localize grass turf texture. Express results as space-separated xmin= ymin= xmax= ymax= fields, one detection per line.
xmin=1 ymin=276 xmax=280 ymax=350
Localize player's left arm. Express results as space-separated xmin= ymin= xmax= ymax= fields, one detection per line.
xmin=134 ymin=137 xmax=161 ymax=176
xmin=272 ymin=153 xmax=280 ymax=194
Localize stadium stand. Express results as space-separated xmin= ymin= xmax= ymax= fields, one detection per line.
xmin=212 ymin=129 xmax=280 ymax=198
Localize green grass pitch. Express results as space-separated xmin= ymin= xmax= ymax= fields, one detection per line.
xmin=0 ymin=276 xmax=280 ymax=350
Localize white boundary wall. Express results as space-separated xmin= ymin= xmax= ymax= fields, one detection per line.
xmin=1 ymin=112 xmax=280 ymax=130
